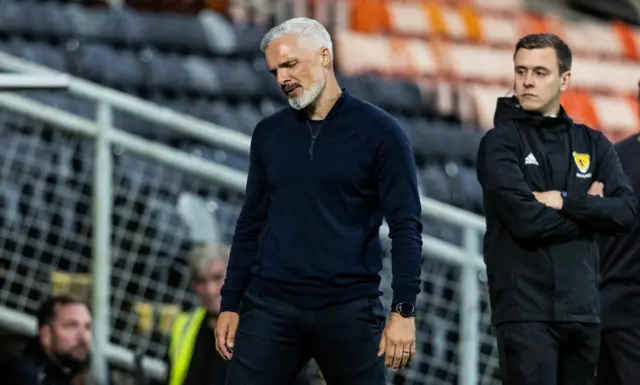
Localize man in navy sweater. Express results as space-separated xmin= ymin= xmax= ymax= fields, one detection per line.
xmin=214 ymin=17 xmax=423 ymax=385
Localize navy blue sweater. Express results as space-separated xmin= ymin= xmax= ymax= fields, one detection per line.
xmin=220 ymin=90 xmax=423 ymax=312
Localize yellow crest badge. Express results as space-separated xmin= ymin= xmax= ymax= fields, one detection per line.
xmin=572 ymin=152 xmax=591 ymax=174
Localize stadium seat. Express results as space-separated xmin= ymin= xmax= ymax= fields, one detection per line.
xmin=191 ymin=99 xmax=239 ymax=129
xmin=450 ymin=165 xmax=484 ymax=213
xmin=215 ymin=58 xmax=263 ymax=99
xmin=365 ymin=75 xmax=425 ymax=115
xmin=232 ymin=102 xmax=263 ymax=135
xmin=230 ymin=22 xmax=269 ymax=56
xmin=182 ymin=55 xmax=223 ymax=96
xmin=143 ymin=50 xmax=192 ymax=93
xmin=197 ymin=10 xmax=237 ymax=56
xmin=25 ymin=1 xmax=74 ymax=41
xmin=138 ymin=11 xmax=209 ymax=52
xmin=65 ymin=5 xmax=124 ymax=44
xmin=18 ymin=41 xmax=68 ymax=72
xmin=0 ymin=2 xmax=33 ymax=36
xmin=419 ymin=163 xmax=452 ymax=204
xmin=405 ymin=119 xmax=482 ymax=163
xmin=71 ymin=43 xmax=144 ymax=89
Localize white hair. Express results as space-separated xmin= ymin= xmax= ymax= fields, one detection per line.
xmin=260 ymin=17 xmax=333 ymax=56
xmin=186 ymin=243 xmax=229 ymax=279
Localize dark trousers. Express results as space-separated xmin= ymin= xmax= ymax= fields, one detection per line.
xmin=596 ymin=328 xmax=640 ymax=385
xmin=496 ymin=322 xmax=600 ymax=385
xmin=225 ymin=291 xmax=387 ymax=385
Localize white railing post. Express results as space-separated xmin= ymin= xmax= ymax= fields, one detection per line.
xmin=91 ymin=101 xmax=114 ymax=385
xmin=459 ymin=228 xmax=481 ymax=385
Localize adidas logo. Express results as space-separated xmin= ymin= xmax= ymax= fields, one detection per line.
xmin=525 ymin=153 xmax=539 ymax=166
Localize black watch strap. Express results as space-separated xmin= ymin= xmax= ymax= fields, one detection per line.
xmin=391 ymin=302 xmax=416 ymax=318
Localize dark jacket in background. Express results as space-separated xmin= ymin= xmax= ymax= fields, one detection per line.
xmin=0 ymin=339 xmax=76 ymax=385
xmin=476 ymin=97 xmax=637 ymax=326
xmin=599 ymin=133 xmax=640 ymax=330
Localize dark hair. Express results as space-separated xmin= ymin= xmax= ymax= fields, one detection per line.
xmin=36 ymin=294 xmax=88 ymax=328
xmin=514 ymin=33 xmax=572 ymax=74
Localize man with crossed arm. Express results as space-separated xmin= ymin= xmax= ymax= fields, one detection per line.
xmin=476 ymin=33 xmax=637 ymax=385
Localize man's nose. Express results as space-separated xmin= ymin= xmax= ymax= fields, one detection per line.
xmin=277 ymin=70 xmax=291 ymax=86
xmin=81 ymin=331 xmax=92 ymax=345
xmin=523 ymin=73 xmax=535 ymax=87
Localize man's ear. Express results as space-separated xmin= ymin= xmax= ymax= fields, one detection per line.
xmin=39 ymin=325 xmax=51 ymax=349
xmin=321 ymin=47 xmax=331 ymax=67
xmin=560 ymin=71 xmax=571 ymax=92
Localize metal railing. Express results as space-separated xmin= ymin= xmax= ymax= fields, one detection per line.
xmin=0 ymin=51 xmax=486 ymax=385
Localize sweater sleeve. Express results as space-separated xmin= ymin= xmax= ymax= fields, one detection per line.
xmin=374 ymin=117 xmax=423 ymax=306
xmin=220 ymin=122 xmax=269 ymax=313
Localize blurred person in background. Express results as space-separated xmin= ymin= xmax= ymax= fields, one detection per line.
xmin=166 ymin=244 xmax=229 ymax=385
xmin=215 ymin=17 xmax=423 ymax=385
xmin=165 ymin=243 xmax=320 ymax=385
xmin=476 ymin=33 xmax=637 ymax=385
xmin=596 ymin=84 xmax=640 ymax=385
xmin=0 ymin=294 xmax=93 ymax=385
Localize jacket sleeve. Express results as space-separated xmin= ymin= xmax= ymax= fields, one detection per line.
xmin=220 ymin=122 xmax=269 ymax=313
xmin=560 ymin=132 xmax=637 ymax=235
xmin=0 ymin=356 xmax=39 ymax=385
xmin=375 ymin=117 xmax=423 ymax=306
xmin=476 ymin=127 xmax=586 ymax=241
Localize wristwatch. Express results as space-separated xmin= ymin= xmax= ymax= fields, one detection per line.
xmin=561 ymin=191 xmax=568 ymax=198
xmin=391 ymin=302 xmax=416 ymax=318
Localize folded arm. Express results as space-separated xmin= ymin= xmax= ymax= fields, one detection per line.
xmin=560 ymin=132 xmax=637 ymax=235
xmin=220 ymin=123 xmax=269 ymax=313
xmin=476 ymin=128 xmax=586 ymax=241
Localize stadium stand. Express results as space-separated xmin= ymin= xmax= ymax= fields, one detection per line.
xmin=0 ymin=0 xmax=637 ymax=384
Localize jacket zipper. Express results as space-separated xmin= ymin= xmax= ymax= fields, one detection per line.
xmin=307 ymin=121 xmax=322 ymax=162
xmin=309 ymin=137 xmax=316 ymax=162
xmin=305 ymin=92 xmax=344 ymax=162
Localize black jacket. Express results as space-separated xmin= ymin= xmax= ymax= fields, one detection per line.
xmin=0 ymin=340 xmax=76 ymax=385
xmin=476 ymin=97 xmax=637 ymax=326
xmin=599 ymin=133 xmax=640 ymax=330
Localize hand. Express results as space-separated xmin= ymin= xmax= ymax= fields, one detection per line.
xmin=532 ymin=191 xmax=563 ymax=210
xmin=214 ymin=311 xmax=239 ymax=360
xmin=587 ymin=182 xmax=604 ymax=197
xmin=377 ymin=313 xmax=416 ymax=371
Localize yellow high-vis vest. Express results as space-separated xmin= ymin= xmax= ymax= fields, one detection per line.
xmin=168 ymin=307 xmax=207 ymax=385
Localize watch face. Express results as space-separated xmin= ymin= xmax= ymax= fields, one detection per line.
xmin=398 ymin=302 xmax=415 ymax=316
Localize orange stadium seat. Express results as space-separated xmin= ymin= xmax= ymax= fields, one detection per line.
xmin=591 ymin=94 xmax=640 ymax=135
xmin=561 ymin=91 xmax=600 ymax=129
xmin=563 ymin=21 xmax=626 ymax=59
xmin=357 ymin=2 xmax=640 ymax=63
xmin=335 ymin=30 xmax=640 ymax=96
xmin=466 ymin=0 xmax=525 ymax=12
xmin=465 ymin=85 xmax=509 ymax=129
xmin=446 ymin=43 xmax=512 ymax=84
xmin=481 ymin=12 xmax=522 ymax=46
xmin=335 ymin=29 xmax=441 ymax=77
